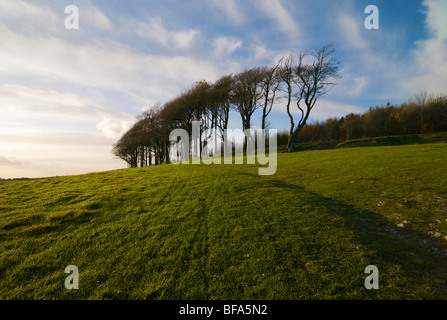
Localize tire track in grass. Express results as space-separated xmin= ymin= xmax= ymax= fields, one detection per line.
xmin=204 ymin=166 xmax=273 ymax=299
xmin=179 ymin=170 xmax=220 ymax=299
xmin=170 ymin=165 xmax=261 ymax=299
xmin=144 ymin=166 xmax=219 ymax=299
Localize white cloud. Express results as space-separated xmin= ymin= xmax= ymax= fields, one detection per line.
xmin=334 ymin=74 xmax=368 ymax=99
xmin=0 ymin=0 xmax=62 ymax=36
xmin=0 ymin=143 xmax=20 ymax=166
xmin=0 ymin=84 xmax=135 ymax=135
xmin=0 ymin=0 xmax=113 ymax=35
xmin=0 ymin=83 xmax=136 ymax=178
xmin=248 ymin=45 xmax=291 ymax=66
xmin=97 ymin=117 xmax=132 ymax=139
xmin=336 ymin=11 xmax=368 ymax=50
xmin=256 ymin=0 xmax=299 ymax=34
xmin=0 ymin=84 xmax=101 ymax=115
xmin=423 ymin=0 xmax=447 ymax=40
xmin=211 ymin=0 xmax=245 ymax=24
xmin=213 ymin=37 xmax=243 ymax=57
xmin=250 ymin=45 xmax=279 ymax=63
xmin=0 ymin=156 xmax=21 ymax=166
xmin=401 ymin=0 xmax=447 ymax=96
xmin=0 ymin=138 xmax=125 ymax=179
xmin=83 ymin=5 xmax=114 ymax=32
xmin=252 ymin=45 xmax=271 ymax=61
xmin=0 ymin=11 xmax=227 ymax=178
xmin=309 ymin=99 xmax=364 ymax=120
xmin=0 ymin=23 xmax=221 ymax=104
xmin=126 ymin=16 xmax=198 ymax=51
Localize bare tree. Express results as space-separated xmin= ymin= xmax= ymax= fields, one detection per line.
xmin=212 ymin=74 xmax=234 ymax=138
xmin=112 ymin=122 xmax=144 ymax=168
xmin=231 ymin=67 xmax=266 ymax=153
xmin=260 ymin=63 xmax=282 ymax=130
xmin=232 ymin=67 xmax=264 ymax=132
xmin=283 ymin=45 xmax=340 ymax=153
xmin=113 ymin=45 xmax=341 ymax=166
xmin=279 ymin=52 xmax=299 ymax=144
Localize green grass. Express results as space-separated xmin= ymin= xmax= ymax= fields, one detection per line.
xmin=1 ymin=135 xmax=447 ymax=300
xmin=336 ymin=132 xmax=447 ymax=148
xmin=282 ymin=132 xmax=447 ymax=152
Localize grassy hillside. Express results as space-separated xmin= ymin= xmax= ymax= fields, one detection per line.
xmin=1 ymin=137 xmax=447 ymax=300
xmin=336 ymin=132 xmax=447 ymax=148
xmin=284 ymin=131 xmax=447 ymax=152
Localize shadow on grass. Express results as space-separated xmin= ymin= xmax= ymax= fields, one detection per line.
xmin=268 ymin=178 xmax=447 ymax=299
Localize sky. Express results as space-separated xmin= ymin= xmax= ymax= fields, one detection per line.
xmin=0 ymin=0 xmax=446 ymax=178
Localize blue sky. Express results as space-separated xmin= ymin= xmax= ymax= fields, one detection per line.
xmin=0 ymin=0 xmax=446 ymax=178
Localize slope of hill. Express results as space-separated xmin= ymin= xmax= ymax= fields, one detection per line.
xmin=1 ymin=138 xmax=447 ymax=299
xmin=336 ymin=132 xmax=447 ymax=148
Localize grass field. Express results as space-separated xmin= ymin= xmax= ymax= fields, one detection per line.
xmin=1 ymin=133 xmax=447 ymax=300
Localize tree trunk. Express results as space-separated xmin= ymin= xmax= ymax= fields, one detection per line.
xmin=165 ymin=142 xmax=170 ymax=164
xmin=283 ymin=129 xmax=300 ymax=153
xmin=283 ymin=118 xmax=306 ymax=153
xmin=154 ymin=147 xmax=159 ymax=165
xmin=139 ymin=147 xmax=144 ymax=167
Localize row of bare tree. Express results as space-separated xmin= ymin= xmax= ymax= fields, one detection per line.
xmin=113 ymin=45 xmax=340 ymax=167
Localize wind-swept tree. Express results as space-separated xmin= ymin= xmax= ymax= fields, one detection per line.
xmin=112 ymin=44 xmax=344 ymax=166
xmin=112 ymin=122 xmax=143 ymax=168
xmin=260 ymin=64 xmax=282 ymax=130
xmin=283 ymin=45 xmax=340 ymax=153
xmin=279 ymin=52 xmax=298 ymax=146
xmin=211 ymin=73 xmax=234 ymax=138
xmin=138 ymin=105 xmax=166 ymax=166
xmin=232 ymin=67 xmax=264 ymax=132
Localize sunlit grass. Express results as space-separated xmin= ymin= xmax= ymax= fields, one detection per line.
xmin=0 ymin=134 xmax=446 ymax=299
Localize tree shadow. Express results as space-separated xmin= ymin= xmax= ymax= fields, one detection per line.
xmin=266 ymin=178 xmax=447 ymax=298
